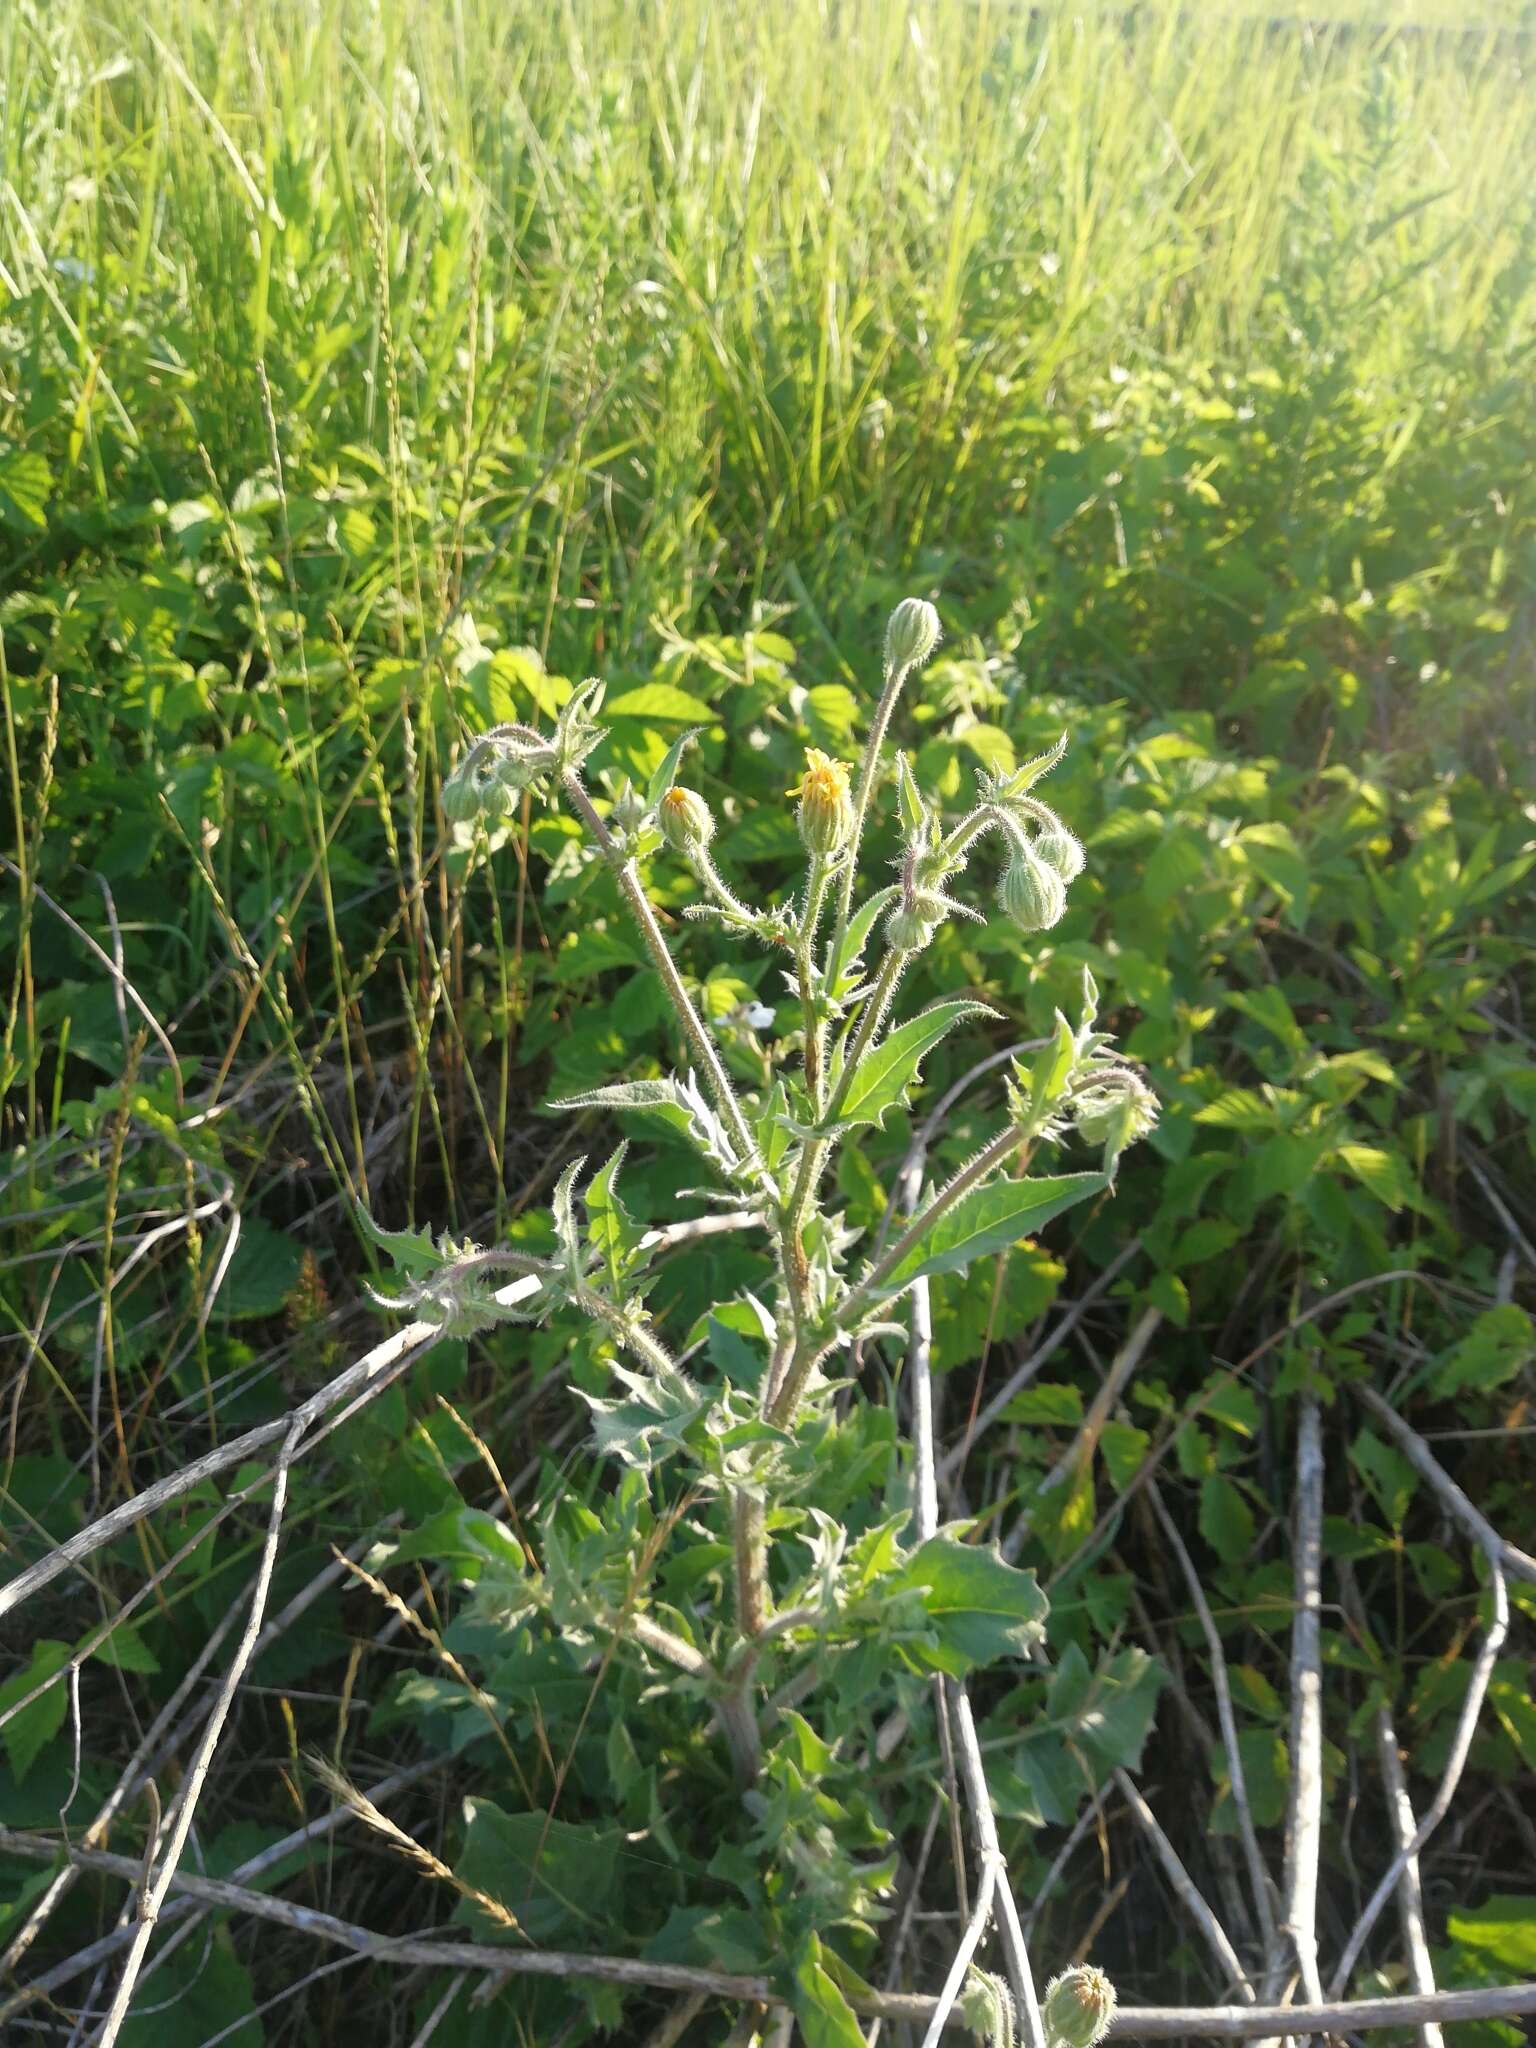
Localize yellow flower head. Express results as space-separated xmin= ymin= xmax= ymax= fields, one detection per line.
xmin=787 ymin=749 xmax=851 ymax=804
xmin=789 ymin=748 xmax=854 ymax=854
xmin=656 ymin=784 xmax=715 ymax=851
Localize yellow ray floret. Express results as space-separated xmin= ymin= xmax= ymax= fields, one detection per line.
xmin=787 ymin=749 xmax=851 ymax=803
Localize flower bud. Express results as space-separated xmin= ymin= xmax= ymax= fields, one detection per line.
xmin=442 ymin=769 xmax=483 ymax=825
xmin=657 ymin=785 xmax=715 ymax=853
xmin=884 ymin=597 xmax=941 ymax=672
xmin=1073 ymin=1068 xmax=1159 ymax=1157
xmin=884 ymin=906 xmax=936 ymax=953
xmin=1043 ymin=1966 xmax=1117 ymax=2048
xmin=1033 ymin=822 xmax=1086 ymax=883
xmin=998 ymin=842 xmax=1067 ymax=932
xmin=789 ymin=748 xmax=855 ymax=855
xmin=478 ymin=776 xmax=512 ymax=822
xmin=491 ymin=743 xmax=553 ymax=796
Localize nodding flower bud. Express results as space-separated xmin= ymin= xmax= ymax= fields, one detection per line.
xmin=442 ymin=768 xmax=484 ymax=825
xmin=884 ymin=906 xmax=937 ymax=953
xmin=1072 ymin=1067 xmax=1159 ymax=1159
xmin=789 ymin=748 xmax=855 ymax=855
xmin=657 ymin=785 xmax=715 ymax=853
xmin=491 ymin=744 xmax=553 ymax=796
xmin=1042 ymin=1966 xmax=1118 ymax=2048
xmin=998 ymin=841 xmax=1067 ymax=932
xmin=884 ymin=597 xmax=942 ymax=673
xmin=477 ymin=776 xmax=513 ymax=822
xmin=1033 ymin=822 xmax=1086 ymax=884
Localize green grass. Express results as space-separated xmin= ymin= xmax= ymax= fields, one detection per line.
xmin=2 ymin=0 xmax=1535 ymax=2041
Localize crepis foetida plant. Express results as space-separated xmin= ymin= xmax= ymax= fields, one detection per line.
xmin=367 ymin=598 xmax=1156 ymax=2019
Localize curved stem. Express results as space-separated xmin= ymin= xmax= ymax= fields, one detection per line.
xmin=796 ymin=852 xmax=832 ymax=1113
xmin=561 ymin=773 xmax=761 ymax=1179
xmin=832 ymin=657 xmax=911 ymax=939
xmin=693 ymin=847 xmax=759 ymax=927
xmin=840 ymin=1124 xmax=1024 ymax=1327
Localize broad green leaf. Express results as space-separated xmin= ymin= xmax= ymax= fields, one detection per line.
xmin=552 ymin=1076 xmax=745 ymax=1181
xmin=1446 ymin=1895 xmax=1536 ymax=1974
xmin=893 ymin=1534 xmax=1047 ymax=1674
xmin=357 ymin=1208 xmax=454 ymax=1283
xmin=220 ymin=1220 xmax=304 ymax=1318
xmin=116 ymin=1931 xmax=261 ymax=2048
xmin=1001 ymin=1383 xmax=1084 ymax=1427
xmin=580 ymin=1361 xmax=711 ymax=1471
xmin=388 ymin=1508 xmax=526 ymax=1582
xmin=453 ymin=1798 xmax=620 ymax=1943
xmin=585 ymin=1144 xmax=644 ymax=1294
xmin=1100 ymin=1421 xmax=1151 ymax=1492
xmin=794 ymin=1935 xmax=867 ymax=2048
xmin=873 ymin=1172 xmax=1105 ymax=1295
xmin=829 ymin=999 xmax=996 ymax=1132
xmin=1199 ymin=1474 xmax=1255 ymax=1563
xmin=1431 ymin=1306 xmax=1534 ymax=1396
xmin=1048 ymin=1643 xmax=1165 ymax=1773
xmin=0 ymin=447 xmax=51 ymax=532
xmin=89 ymin=1618 xmax=160 ymax=1674
xmin=1350 ymin=1428 xmax=1417 ymax=1529
xmin=1334 ymin=1143 xmax=1411 ymax=1211
xmin=0 ymin=1641 xmax=70 ymax=1783
xmin=827 ymin=887 xmax=898 ymax=992
xmin=605 ymin=683 xmax=717 ymax=722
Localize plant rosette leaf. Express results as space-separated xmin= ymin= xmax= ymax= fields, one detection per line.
xmin=890 ymin=1532 xmax=1048 ymax=1676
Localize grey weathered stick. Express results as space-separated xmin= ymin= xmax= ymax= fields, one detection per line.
xmin=1280 ymin=1394 xmax=1325 ymax=2013
xmin=1353 ymin=1383 xmax=1536 ymax=1585
xmin=0 ymin=1273 xmax=544 ymax=1620
xmin=0 ymin=1591 xmax=247 ymax=1974
xmin=1021 ymin=1781 xmax=1109 ymax=1940
xmin=1150 ymin=1483 xmax=1280 ymax=1970
xmin=919 ymin=1856 xmax=998 ymax=2048
xmin=2 ymin=1832 xmax=1534 ymax=2040
xmin=93 ymin=1422 xmax=302 ymax=2046
xmin=0 ymin=1759 xmax=443 ymax=2017
xmin=1115 ymin=1769 xmax=1255 ymax=2002
xmin=1373 ymin=1702 xmax=1444 ymax=2048
xmin=937 ymin=1237 xmax=1142 ymax=1484
xmin=1004 ymin=1304 xmax=1163 ymax=1561
xmin=1329 ymin=1555 xmax=1510 ymax=1996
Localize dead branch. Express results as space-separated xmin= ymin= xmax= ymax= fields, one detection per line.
xmin=1280 ymin=1393 xmax=1325 ymax=2011
xmin=1353 ymin=1382 xmax=1536 ymax=1586
xmin=2 ymin=1831 xmax=1533 ymax=2040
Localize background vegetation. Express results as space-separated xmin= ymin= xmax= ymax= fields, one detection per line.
xmin=2 ymin=0 xmax=1533 ymax=2041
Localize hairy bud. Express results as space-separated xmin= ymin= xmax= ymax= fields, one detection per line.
xmin=657 ymin=785 xmax=716 ymax=853
xmin=492 ymin=744 xmax=554 ymax=796
xmin=441 ymin=768 xmax=484 ymax=825
xmin=790 ymin=748 xmax=855 ymax=855
xmin=1042 ymin=1966 xmax=1117 ymax=2048
xmin=998 ymin=842 xmax=1067 ymax=932
xmin=1033 ymin=822 xmax=1086 ymax=883
xmin=1072 ymin=1066 xmax=1159 ymax=1165
xmin=884 ymin=597 xmax=942 ymax=672
xmin=884 ymin=906 xmax=937 ymax=953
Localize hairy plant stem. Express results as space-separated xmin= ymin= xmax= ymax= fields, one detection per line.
xmin=840 ymin=1123 xmax=1027 ymax=1329
xmin=831 ymin=656 xmax=911 ymax=942
xmin=796 ymin=851 xmax=832 ymax=1112
xmin=693 ymin=846 xmax=760 ymax=927
xmin=935 ymin=802 xmax=1005 ymax=870
xmin=776 ymin=943 xmax=914 ymax=1278
xmin=561 ymin=772 xmax=761 ymax=1179
xmin=732 ymin=1491 xmax=768 ymax=1638
xmin=575 ymin=1288 xmax=681 ymax=1380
